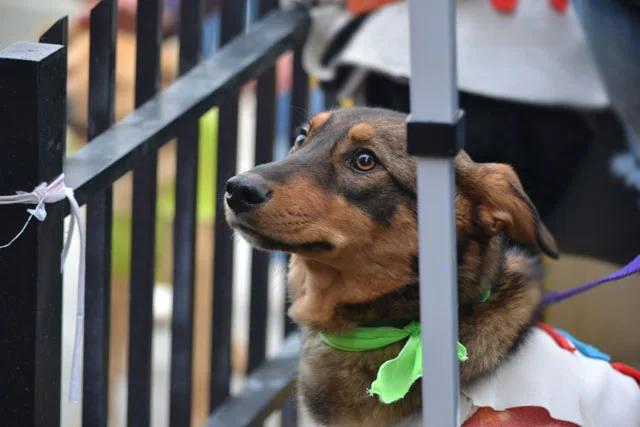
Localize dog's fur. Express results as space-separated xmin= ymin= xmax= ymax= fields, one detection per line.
xmin=225 ymin=107 xmax=559 ymax=426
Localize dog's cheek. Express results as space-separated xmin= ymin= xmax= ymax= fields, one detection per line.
xmin=322 ymin=194 xmax=377 ymax=247
xmin=338 ymin=175 xmax=402 ymax=226
xmin=369 ymin=203 xmax=419 ymax=274
xmin=257 ymin=176 xmax=330 ymax=225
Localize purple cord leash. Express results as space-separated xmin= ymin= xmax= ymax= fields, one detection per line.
xmin=542 ymin=254 xmax=640 ymax=306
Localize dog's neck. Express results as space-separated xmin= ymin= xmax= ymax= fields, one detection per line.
xmin=288 ymin=236 xmax=543 ymax=383
xmin=288 ymin=234 xmax=507 ymax=331
xmin=286 ymin=244 xmax=419 ymax=331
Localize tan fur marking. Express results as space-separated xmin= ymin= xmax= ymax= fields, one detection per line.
xmin=348 ymin=123 xmax=376 ymax=142
xmin=310 ymin=112 xmax=331 ymax=131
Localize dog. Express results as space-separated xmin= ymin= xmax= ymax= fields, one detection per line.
xmin=225 ymin=107 xmax=640 ymax=426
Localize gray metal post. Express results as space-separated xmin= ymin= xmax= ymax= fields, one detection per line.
xmin=407 ymin=0 xmax=461 ymax=426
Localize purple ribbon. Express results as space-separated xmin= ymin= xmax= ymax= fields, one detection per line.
xmin=542 ymin=254 xmax=640 ymax=306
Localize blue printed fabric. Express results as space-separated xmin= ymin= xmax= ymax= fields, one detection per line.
xmin=555 ymin=329 xmax=611 ymax=362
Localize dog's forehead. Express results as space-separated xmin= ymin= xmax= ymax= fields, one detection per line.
xmin=308 ymin=107 xmax=407 ymax=149
xmin=311 ymin=107 xmax=406 ymax=130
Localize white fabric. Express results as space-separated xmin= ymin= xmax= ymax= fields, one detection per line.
xmin=302 ymin=0 xmax=609 ymax=109
xmin=0 ymin=174 xmax=86 ymax=403
xmin=391 ymin=385 xmax=478 ymax=427
xmin=394 ymin=326 xmax=640 ymax=427
xmin=461 ymin=327 xmax=640 ymax=426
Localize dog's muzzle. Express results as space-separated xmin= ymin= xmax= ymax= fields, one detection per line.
xmin=225 ymin=175 xmax=272 ymax=214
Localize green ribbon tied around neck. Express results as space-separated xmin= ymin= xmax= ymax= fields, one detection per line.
xmin=320 ymin=322 xmax=469 ymax=404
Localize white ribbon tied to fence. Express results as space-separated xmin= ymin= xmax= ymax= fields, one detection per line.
xmin=0 ymin=173 xmax=85 ymax=402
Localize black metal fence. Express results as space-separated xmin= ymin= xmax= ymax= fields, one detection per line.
xmin=0 ymin=0 xmax=311 ymax=425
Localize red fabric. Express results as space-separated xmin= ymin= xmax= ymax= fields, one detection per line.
xmin=489 ymin=0 xmax=569 ymax=14
xmin=535 ymin=322 xmax=576 ymax=352
xmin=345 ymin=0 xmax=401 ymax=15
xmin=611 ymin=362 xmax=640 ymax=386
xmin=463 ymin=407 xmax=579 ymax=426
xmin=549 ymin=0 xmax=570 ymax=13
xmin=490 ymin=0 xmax=518 ymax=13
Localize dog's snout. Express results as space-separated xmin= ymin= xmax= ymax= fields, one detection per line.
xmin=225 ymin=175 xmax=272 ymax=214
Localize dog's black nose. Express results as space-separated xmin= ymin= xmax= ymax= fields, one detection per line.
xmin=225 ymin=175 xmax=272 ymax=214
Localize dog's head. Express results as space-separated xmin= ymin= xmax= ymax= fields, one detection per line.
xmin=225 ymin=107 xmax=417 ymax=255
xmin=225 ymin=107 xmax=558 ymax=317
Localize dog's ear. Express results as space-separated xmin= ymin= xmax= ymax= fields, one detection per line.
xmin=456 ymin=152 xmax=559 ymax=259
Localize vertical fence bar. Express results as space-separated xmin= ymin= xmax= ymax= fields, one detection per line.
xmin=281 ymin=42 xmax=309 ymax=427
xmin=247 ymin=0 xmax=279 ymax=376
xmin=83 ymin=1 xmax=117 ymax=425
xmin=169 ymin=0 xmax=203 ymax=424
xmin=0 ymin=41 xmax=66 ymax=427
xmin=210 ymin=0 xmax=244 ymax=411
xmin=284 ymin=44 xmax=308 ymax=338
xmin=127 ymin=0 xmax=163 ymax=425
xmin=40 ymin=17 xmax=69 ymax=46
xmin=407 ymin=0 xmax=461 ymax=426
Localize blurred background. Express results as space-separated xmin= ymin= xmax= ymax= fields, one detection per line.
xmin=1 ymin=0 xmax=639 ymax=426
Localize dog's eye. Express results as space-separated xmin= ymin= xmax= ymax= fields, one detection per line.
xmin=353 ymin=150 xmax=377 ymax=171
xmin=293 ymin=126 xmax=308 ymax=149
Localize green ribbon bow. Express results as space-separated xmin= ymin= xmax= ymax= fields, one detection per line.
xmin=319 ymin=288 xmax=491 ymax=404
xmin=320 ymin=322 xmax=468 ymax=404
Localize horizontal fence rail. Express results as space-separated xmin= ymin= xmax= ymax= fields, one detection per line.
xmin=206 ymin=333 xmax=301 ymax=427
xmin=63 ymin=9 xmax=310 ymax=209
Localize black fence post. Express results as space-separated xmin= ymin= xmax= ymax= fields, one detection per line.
xmin=127 ymin=0 xmax=163 ymax=425
xmin=284 ymin=44 xmax=308 ymax=338
xmin=83 ymin=1 xmax=117 ymax=426
xmin=0 ymin=41 xmax=66 ymax=427
xmin=247 ymin=0 xmax=279 ymax=377
xmin=169 ymin=0 xmax=204 ymax=425
xmin=210 ymin=0 xmax=245 ymax=412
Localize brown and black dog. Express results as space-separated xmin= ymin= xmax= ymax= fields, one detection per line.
xmin=225 ymin=107 xmax=559 ymax=426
